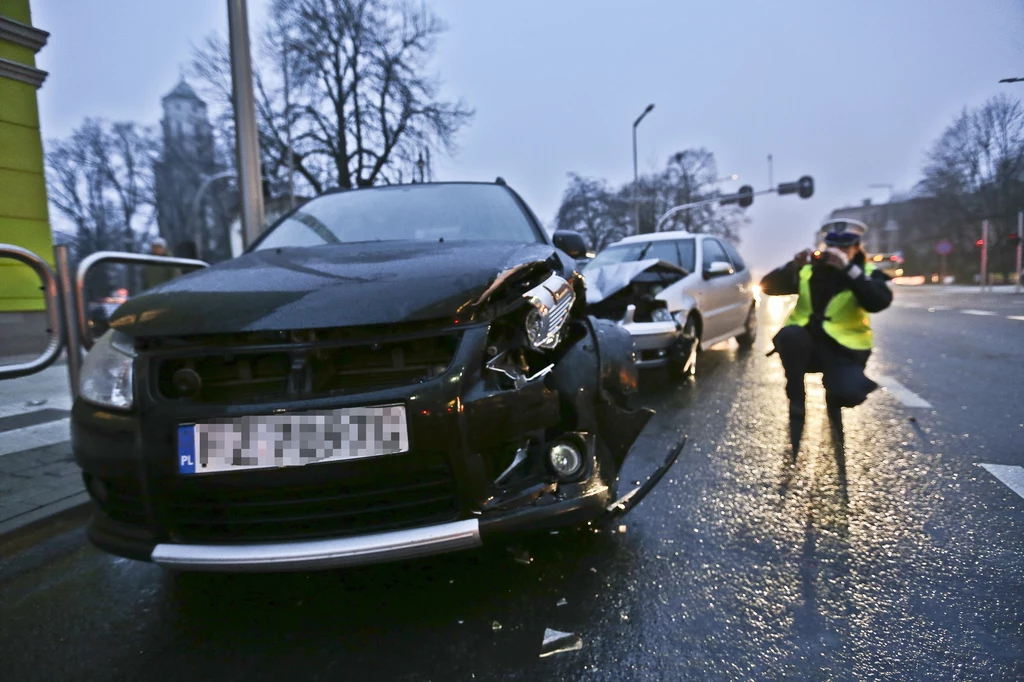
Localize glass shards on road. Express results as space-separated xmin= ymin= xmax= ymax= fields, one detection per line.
xmin=539 ymin=628 xmax=583 ymax=658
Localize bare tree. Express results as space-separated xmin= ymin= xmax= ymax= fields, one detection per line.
xmin=555 ymin=174 xmax=628 ymax=252
xmin=918 ymin=94 xmax=1024 ymax=256
xmin=632 ymin=148 xmax=746 ymax=240
xmin=191 ymin=0 xmax=472 ymax=196
xmin=556 ymin=148 xmax=747 ymax=254
xmin=45 ymin=119 xmax=158 ymax=295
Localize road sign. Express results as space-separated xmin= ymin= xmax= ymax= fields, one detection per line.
xmin=935 ymin=239 xmax=953 ymax=256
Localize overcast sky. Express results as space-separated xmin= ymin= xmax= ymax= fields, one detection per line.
xmin=33 ymin=0 xmax=1024 ymax=272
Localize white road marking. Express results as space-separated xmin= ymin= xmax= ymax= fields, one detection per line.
xmin=961 ymin=309 xmax=997 ymax=316
xmin=873 ymin=375 xmax=933 ymax=409
xmin=0 ymin=419 xmax=71 ymax=457
xmin=927 ymin=306 xmax=952 ymax=312
xmin=977 ymin=464 xmax=1024 ymax=501
xmin=1008 ymin=315 xmax=1024 ymax=322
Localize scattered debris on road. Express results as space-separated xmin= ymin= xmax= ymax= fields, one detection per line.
xmin=508 ymin=546 xmax=533 ymax=565
xmin=539 ymin=628 xmax=582 ymax=658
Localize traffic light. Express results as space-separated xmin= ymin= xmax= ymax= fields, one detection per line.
xmin=737 ymin=185 xmax=753 ymax=208
xmin=976 ymin=239 xmax=985 ymax=248
xmin=720 ymin=185 xmax=754 ymax=208
xmin=798 ymin=175 xmax=814 ymax=199
xmin=777 ymin=176 xmax=814 ymax=199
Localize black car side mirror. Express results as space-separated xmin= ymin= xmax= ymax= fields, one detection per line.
xmin=552 ymin=231 xmax=588 ymax=259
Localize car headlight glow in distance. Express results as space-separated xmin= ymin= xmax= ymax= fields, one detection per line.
xmin=522 ymin=274 xmax=575 ymax=349
xmin=80 ymin=329 xmax=135 ymax=410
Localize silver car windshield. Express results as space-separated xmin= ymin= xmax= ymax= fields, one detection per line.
xmin=586 ymin=239 xmax=695 ymax=273
xmin=253 ymin=184 xmax=543 ymax=250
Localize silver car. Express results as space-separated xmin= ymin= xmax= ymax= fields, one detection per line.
xmin=583 ymin=232 xmax=757 ymax=376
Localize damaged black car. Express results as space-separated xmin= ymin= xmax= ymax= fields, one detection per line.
xmin=72 ymin=181 xmax=679 ymax=572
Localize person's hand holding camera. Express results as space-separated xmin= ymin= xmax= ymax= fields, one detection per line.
xmin=819 ymin=247 xmax=849 ymax=270
xmin=792 ymin=249 xmax=814 ymax=268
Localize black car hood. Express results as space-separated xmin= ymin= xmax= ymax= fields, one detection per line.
xmin=110 ymin=241 xmax=565 ymax=337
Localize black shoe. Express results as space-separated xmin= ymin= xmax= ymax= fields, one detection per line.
xmin=789 ymin=405 xmax=805 ymax=456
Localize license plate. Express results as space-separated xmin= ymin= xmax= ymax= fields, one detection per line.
xmin=177 ymin=404 xmax=409 ymax=475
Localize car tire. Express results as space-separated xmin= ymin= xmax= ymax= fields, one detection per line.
xmin=736 ymin=305 xmax=757 ymax=348
xmin=671 ymin=314 xmax=699 ymax=379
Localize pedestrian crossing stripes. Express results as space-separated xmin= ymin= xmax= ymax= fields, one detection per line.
xmin=977 ymin=464 xmax=1024 ymax=501
xmin=0 ymin=416 xmax=71 ymax=457
xmin=873 ymin=374 xmax=933 ymax=409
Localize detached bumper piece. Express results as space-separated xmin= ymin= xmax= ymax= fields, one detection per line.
xmin=151 ymin=519 xmax=481 ymax=572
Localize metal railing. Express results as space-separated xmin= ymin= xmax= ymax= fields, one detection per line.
xmin=74 ymin=251 xmax=209 ymax=351
xmin=0 ymin=244 xmax=208 ymax=399
xmin=0 ymin=244 xmax=66 ymax=381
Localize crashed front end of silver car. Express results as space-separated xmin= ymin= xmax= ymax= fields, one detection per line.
xmin=583 ymin=258 xmax=693 ymax=368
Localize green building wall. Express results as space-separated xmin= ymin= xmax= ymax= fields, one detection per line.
xmin=0 ymin=0 xmax=52 ymax=314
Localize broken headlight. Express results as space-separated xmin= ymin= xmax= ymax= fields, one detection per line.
xmin=651 ymin=307 xmax=673 ymax=323
xmin=522 ymin=273 xmax=575 ymax=350
xmin=80 ymin=329 xmax=135 ymax=410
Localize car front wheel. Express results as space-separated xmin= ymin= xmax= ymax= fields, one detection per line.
xmin=671 ymin=314 xmax=699 ymax=379
xmin=736 ymin=305 xmax=757 ymax=348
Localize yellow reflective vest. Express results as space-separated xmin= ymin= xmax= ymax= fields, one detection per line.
xmin=785 ymin=263 xmax=876 ymax=350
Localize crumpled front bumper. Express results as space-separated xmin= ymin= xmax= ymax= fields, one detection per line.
xmin=147 ymin=481 xmax=615 ymax=572
xmin=74 ymin=317 xmax=651 ymax=571
xmin=620 ymin=320 xmax=680 ymax=368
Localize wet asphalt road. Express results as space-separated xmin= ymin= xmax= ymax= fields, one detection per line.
xmin=1 ymin=287 xmax=1022 ymax=681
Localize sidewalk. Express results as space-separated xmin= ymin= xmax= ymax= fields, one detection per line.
xmin=899 ymin=284 xmax=1022 ymax=294
xmin=0 ymin=440 xmax=88 ymax=538
xmin=0 ymin=360 xmax=89 ymax=540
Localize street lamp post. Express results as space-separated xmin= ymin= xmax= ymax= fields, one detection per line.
xmin=714 ymin=174 xmax=739 ymax=184
xmin=226 ymin=0 xmax=265 ymax=248
xmin=632 ymin=103 xmax=655 ymax=234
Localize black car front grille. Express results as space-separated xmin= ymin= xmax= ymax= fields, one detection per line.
xmin=166 ymin=463 xmax=459 ymax=543
xmin=153 ymin=332 xmax=461 ymax=404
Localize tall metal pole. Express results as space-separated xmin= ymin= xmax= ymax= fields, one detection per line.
xmin=227 ymin=0 xmax=265 ymax=248
xmin=981 ymin=219 xmax=989 ymax=291
xmin=767 ymin=154 xmax=773 ymax=189
xmin=55 ymin=246 xmax=81 ymax=399
xmin=1016 ymin=210 xmax=1023 ymax=294
xmin=632 ymin=104 xmax=654 ymax=234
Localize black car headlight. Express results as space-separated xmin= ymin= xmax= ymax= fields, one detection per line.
xmin=522 ymin=273 xmax=575 ymax=350
xmin=80 ymin=329 xmax=135 ymax=410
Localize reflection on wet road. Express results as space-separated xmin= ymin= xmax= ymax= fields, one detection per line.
xmin=1 ymin=288 xmax=1021 ymax=681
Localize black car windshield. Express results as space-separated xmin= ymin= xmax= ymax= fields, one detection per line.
xmin=585 ymin=239 xmax=696 ymax=273
xmin=253 ymin=184 xmax=542 ymax=250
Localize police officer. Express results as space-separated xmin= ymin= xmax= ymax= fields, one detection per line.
xmin=760 ymin=219 xmax=893 ymax=453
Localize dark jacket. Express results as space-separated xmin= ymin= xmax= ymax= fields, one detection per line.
xmin=760 ymin=254 xmax=893 ymax=342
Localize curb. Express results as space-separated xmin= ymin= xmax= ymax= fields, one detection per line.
xmin=0 ymin=492 xmax=92 ymax=549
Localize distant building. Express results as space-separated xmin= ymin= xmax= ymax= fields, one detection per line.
xmin=825 ymin=199 xmax=906 ymax=255
xmin=153 ymin=79 xmax=235 ymax=262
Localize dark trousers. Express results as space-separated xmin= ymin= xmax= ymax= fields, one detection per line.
xmin=772 ymin=325 xmax=878 ymax=410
